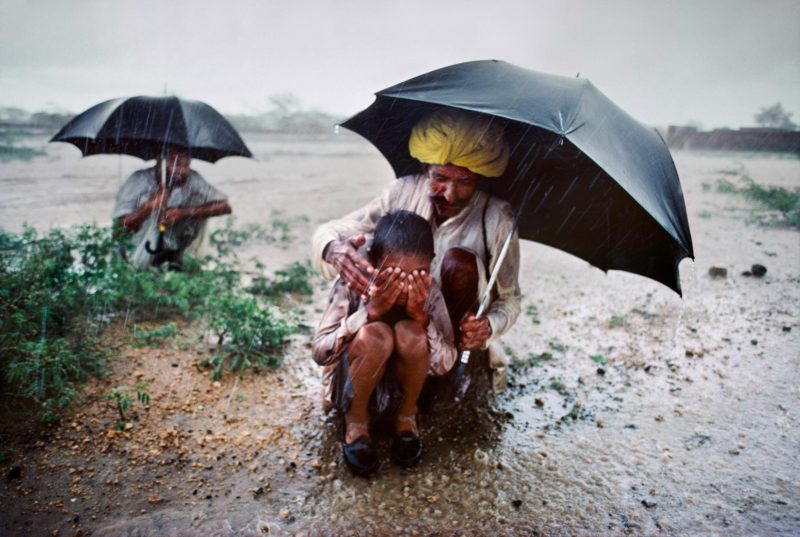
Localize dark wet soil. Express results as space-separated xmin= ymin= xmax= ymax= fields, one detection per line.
xmin=0 ymin=136 xmax=798 ymax=535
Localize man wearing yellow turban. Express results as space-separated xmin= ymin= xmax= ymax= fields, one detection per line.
xmin=311 ymin=109 xmax=521 ymax=474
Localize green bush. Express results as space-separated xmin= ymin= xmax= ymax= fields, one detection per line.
xmin=104 ymin=382 xmax=150 ymax=430
xmin=133 ymin=322 xmax=178 ymax=348
xmin=0 ymin=222 xmax=310 ymax=420
xmin=715 ymin=169 xmax=800 ymax=228
xmin=248 ymin=260 xmax=314 ymax=298
xmin=204 ymin=293 xmax=291 ymax=379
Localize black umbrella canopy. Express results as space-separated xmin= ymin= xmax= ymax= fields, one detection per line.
xmin=341 ymin=60 xmax=694 ymax=295
xmin=51 ymin=96 xmax=252 ymax=163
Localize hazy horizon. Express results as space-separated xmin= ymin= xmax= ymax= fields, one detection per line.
xmin=2 ymin=0 xmax=798 ymax=130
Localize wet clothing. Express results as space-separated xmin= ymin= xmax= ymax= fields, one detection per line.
xmin=112 ymin=167 xmax=227 ymax=268
xmin=311 ymin=173 xmax=522 ymax=347
xmin=312 ymin=278 xmax=457 ymax=415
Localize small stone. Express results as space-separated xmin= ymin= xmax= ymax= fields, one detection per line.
xmin=641 ymin=498 xmax=658 ymax=508
xmin=782 ymin=326 xmax=792 ymax=333
xmin=708 ymin=266 xmax=727 ymax=278
xmin=655 ymin=415 xmax=664 ymax=422
xmin=7 ymin=466 xmax=22 ymax=480
xmin=534 ymin=398 xmax=544 ymax=407
xmin=279 ymin=509 xmax=291 ymax=519
xmin=751 ymin=339 xmax=758 ymax=346
xmin=512 ymin=499 xmax=523 ymax=509
xmin=751 ymin=264 xmax=767 ymax=277
xmin=596 ymin=367 xmax=606 ymax=376
xmin=473 ymin=449 xmax=489 ymax=465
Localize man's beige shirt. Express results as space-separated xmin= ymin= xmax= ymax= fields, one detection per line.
xmin=311 ymin=174 xmax=522 ymax=343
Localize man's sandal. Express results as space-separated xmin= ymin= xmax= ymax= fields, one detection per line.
xmin=341 ymin=421 xmax=379 ymax=477
xmin=391 ymin=416 xmax=423 ymax=468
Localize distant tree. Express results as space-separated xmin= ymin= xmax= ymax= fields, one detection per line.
xmin=268 ymin=93 xmax=301 ymax=115
xmin=754 ymin=103 xmax=798 ymax=130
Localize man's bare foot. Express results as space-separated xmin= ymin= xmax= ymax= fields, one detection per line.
xmin=395 ymin=414 xmax=419 ymax=437
xmin=345 ymin=420 xmax=370 ymax=444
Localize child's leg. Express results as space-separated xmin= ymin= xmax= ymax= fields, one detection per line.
xmin=393 ymin=319 xmax=430 ymax=435
xmin=344 ymin=321 xmax=394 ymax=443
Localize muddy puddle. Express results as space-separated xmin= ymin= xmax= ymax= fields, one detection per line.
xmin=1 ymin=135 xmax=798 ymax=535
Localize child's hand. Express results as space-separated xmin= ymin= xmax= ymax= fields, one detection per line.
xmin=365 ymin=267 xmax=403 ymax=321
xmin=405 ymin=270 xmax=431 ymax=326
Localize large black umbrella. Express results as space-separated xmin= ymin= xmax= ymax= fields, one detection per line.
xmin=51 ymin=95 xmax=252 ymax=162
xmin=341 ymin=60 xmax=694 ymax=295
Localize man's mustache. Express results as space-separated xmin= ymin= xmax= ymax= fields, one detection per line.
xmin=429 ymin=196 xmax=468 ymax=209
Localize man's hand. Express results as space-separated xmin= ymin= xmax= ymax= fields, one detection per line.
xmin=146 ymin=186 xmax=169 ymax=211
xmin=365 ymin=267 xmax=403 ymax=321
xmin=158 ymin=207 xmax=183 ymax=227
xmin=323 ymin=235 xmax=375 ymax=296
xmin=405 ymin=270 xmax=431 ymax=326
xmin=458 ymin=313 xmax=492 ymax=350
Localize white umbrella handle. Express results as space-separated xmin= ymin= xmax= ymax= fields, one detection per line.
xmin=457 ymin=223 xmax=516 ymax=364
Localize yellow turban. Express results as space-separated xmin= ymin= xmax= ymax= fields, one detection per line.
xmin=408 ymin=110 xmax=509 ymax=178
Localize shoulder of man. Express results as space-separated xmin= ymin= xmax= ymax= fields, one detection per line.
xmin=484 ymin=193 xmax=514 ymax=224
xmin=116 ymin=167 xmax=155 ymax=198
xmin=185 ymin=170 xmax=228 ymax=201
xmin=123 ymin=167 xmax=155 ymax=184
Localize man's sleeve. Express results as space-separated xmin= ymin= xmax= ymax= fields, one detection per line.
xmin=111 ymin=171 xmax=148 ymax=219
xmin=311 ymin=280 xmax=369 ymax=366
xmin=310 ymin=179 xmax=399 ymax=280
xmin=485 ymin=200 xmax=522 ymax=344
xmin=184 ymin=172 xmax=228 ymax=206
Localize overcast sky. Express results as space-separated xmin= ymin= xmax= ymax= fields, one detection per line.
xmin=1 ymin=0 xmax=798 ymax=129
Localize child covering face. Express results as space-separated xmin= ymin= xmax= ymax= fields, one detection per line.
xmin=312 ymin=210 xmax=457 ymax=476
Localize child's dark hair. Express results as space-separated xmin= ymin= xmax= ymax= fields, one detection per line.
xmin=369 ymin=210 xmax=434 ymax=265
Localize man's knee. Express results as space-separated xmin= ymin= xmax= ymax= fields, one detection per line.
xmin=394 ymin=320 xmax=428 ymax=359
xmin=351 ymin=321 xmax=394 ymax=361
xmin=441 ymin=247 xmax=479 ymax=291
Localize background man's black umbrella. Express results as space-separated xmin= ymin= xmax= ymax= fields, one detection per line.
xmin=51 ymin=96 xmax=252 ymax=256
xmin=340 ymin=60 xmax=694 ymax=398
xmin=341 ymin=60 xmax=694 ymax=295
xmin=51 ymin=95 xmax=252 ymax=163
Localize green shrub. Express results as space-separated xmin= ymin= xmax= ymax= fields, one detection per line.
xmin=104 ymin=382 xmax=150 ymax=429
xmin=133 ymin=322 xmax=178 ymax=348
xmin=204 ymin=293 xmax=291 ymax=380
xmin=0 ymin=222 xmax=307 ymax=421
xmin=248 ymin=260 xmax=313 ymax=298
xmin=740 ymin=180 xmax=800 ymax=228
xmin=714 ymin=168 xmax=800 ymax=228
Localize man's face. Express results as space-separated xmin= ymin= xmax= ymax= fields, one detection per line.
xmin=427 ymin=164 xmax=479 ymax=221
xmin=164 ymin=147 xmax=191 ymax=185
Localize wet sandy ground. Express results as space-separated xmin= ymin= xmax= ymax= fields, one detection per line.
xmin=0 ymin=133 xmax=798 ymax=536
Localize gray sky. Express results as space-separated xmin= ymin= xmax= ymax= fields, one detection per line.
xmin=1 ymin=0 xmax=798 ymax=129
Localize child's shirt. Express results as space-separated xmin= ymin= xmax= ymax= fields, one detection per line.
xmin=312 ymin=278 xmax=458 ymax=405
